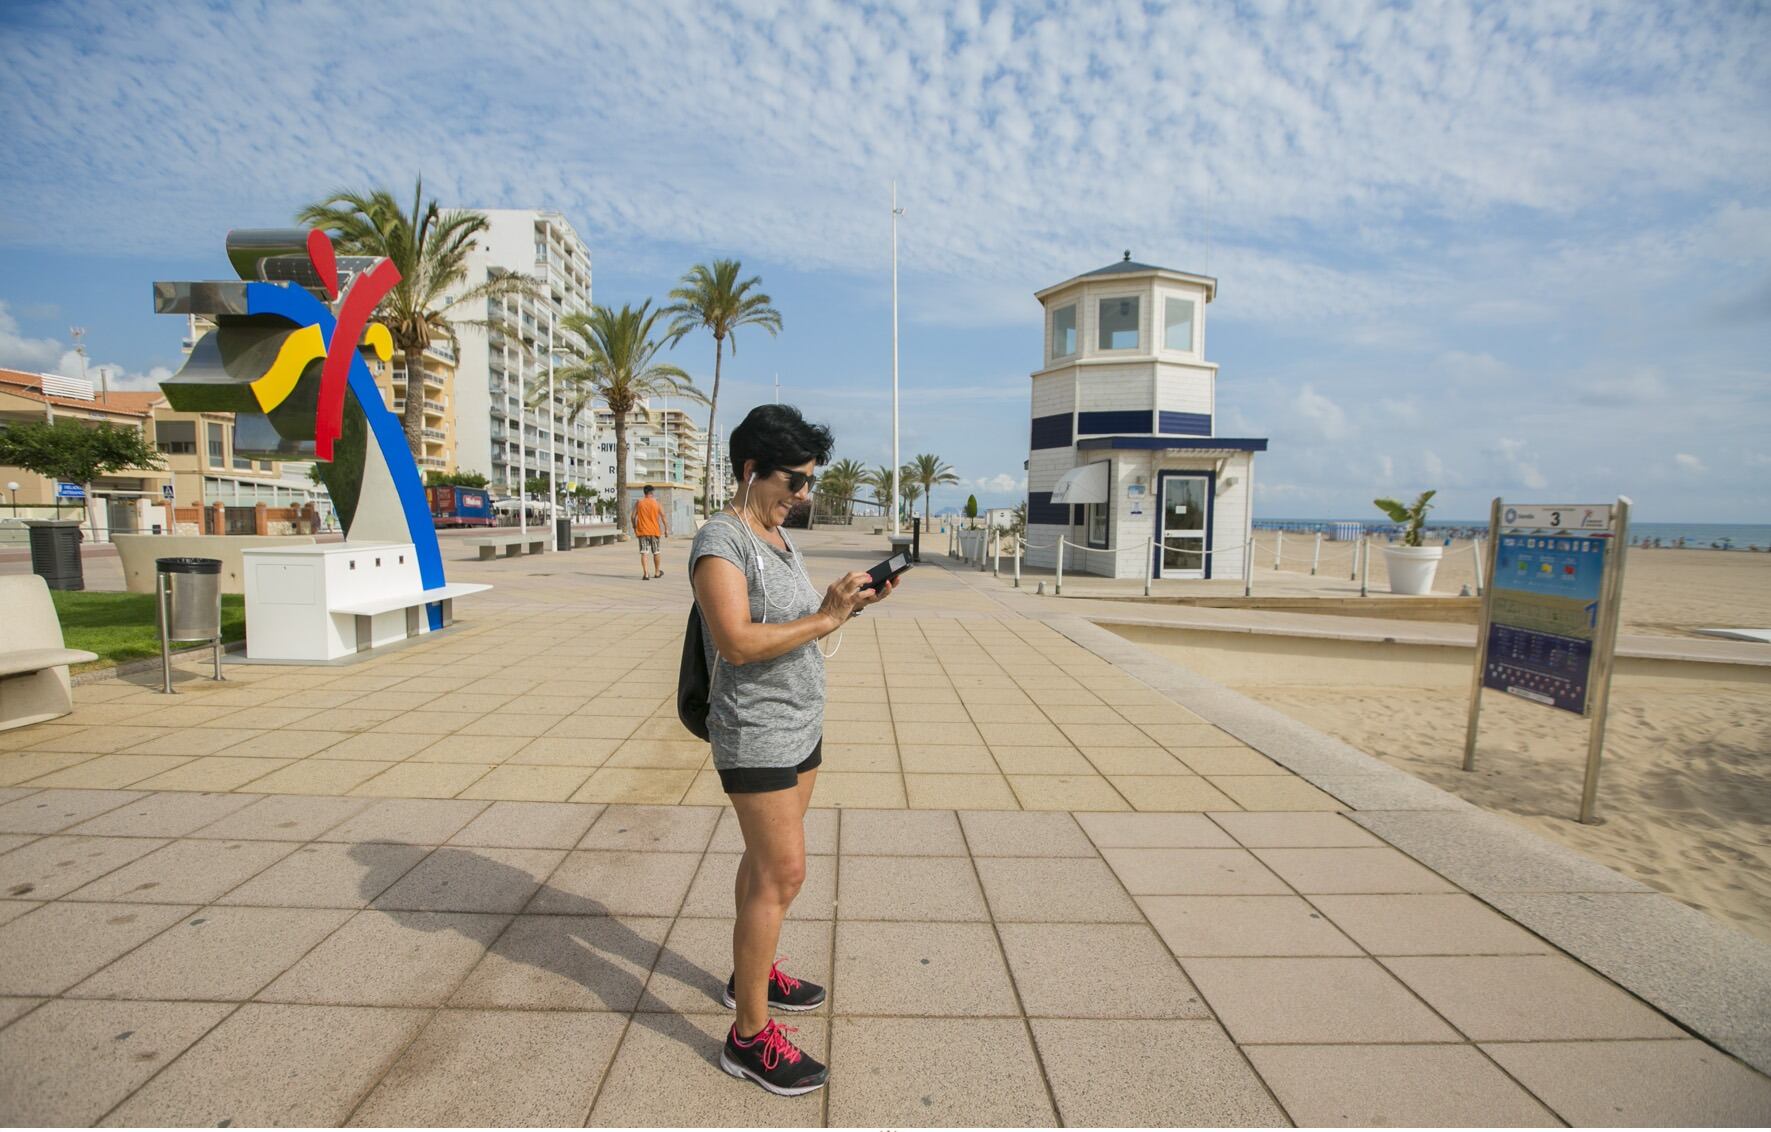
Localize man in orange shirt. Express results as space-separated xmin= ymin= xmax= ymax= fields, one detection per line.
xmin=633 ymin=484 xmax=669 ymax=580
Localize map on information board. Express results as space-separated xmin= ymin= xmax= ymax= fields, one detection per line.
xmin=1483 ymin=531 xmax=1609 ymax=714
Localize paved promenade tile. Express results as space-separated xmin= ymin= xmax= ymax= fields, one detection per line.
xmin=0 ymin=529 xmax=1766 ymax=1124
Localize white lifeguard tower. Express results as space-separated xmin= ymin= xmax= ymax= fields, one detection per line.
xmin=1025 ymin=253 xmax=1266 ymax=580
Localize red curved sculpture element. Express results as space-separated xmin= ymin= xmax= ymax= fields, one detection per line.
xmin=307 ymin=229 xmax=340 ymax=299
xmin=314 ymin=256 xmax=401 ymax=460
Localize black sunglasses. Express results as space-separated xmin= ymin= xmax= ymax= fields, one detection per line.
xmin=774 ymin=469 xmax=817 ymax=493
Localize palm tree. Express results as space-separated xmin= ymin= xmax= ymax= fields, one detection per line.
xmin=297 ymin=177 xmax=537 ymax=459
xmin=552 ymin=301 xmax=706 ymax=536
xmin=664 ymin=259 xmax=782 ymax=517
xmin=897 ymin=474 xmax=922 ymax=526
xmin=863 ymin=464 xmax=895 ymax=517
xmin=820 ymin=458 xmax=866 ymax=523
xmin=908 ymin=453 xmax=960 ymax=529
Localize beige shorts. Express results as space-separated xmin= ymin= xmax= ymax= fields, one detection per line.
xmin=638 ymin=535 xmax=661 ymax=553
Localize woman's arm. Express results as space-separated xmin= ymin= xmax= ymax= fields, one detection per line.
xmin=694 ymin=555 xmax=862 ymax=665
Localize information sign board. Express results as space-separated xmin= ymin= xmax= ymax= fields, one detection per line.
xmin=1483 ymin=532 xmax=1608 ymax=714
xmin=55 ymin=482 xmax=85 ymax=499
xmin=1463 ymin=497 xmax=1632 ymax=823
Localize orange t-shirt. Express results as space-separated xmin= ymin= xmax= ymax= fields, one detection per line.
xmin=633 ymin=496 xmax=664 ymax=537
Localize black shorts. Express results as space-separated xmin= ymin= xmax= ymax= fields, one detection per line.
xmin=718 ymin=739 xmax=823 ymax=795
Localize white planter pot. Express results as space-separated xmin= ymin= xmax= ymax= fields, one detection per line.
xmin=1383 ymin=544 xmax=1443 ymax=595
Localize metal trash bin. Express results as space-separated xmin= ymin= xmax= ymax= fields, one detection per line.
xmin=154 ymin=556 xmax=225 ymax=693
xmin=556 ymin=517 xmax=574 ymax=551
xmin=25 ymin=519 xmax=84 ymax=591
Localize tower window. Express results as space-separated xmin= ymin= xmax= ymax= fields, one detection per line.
xmin=1098 ymin=296 xmax=1139 ymax=350
xmin=1165 ymin=297 xmax=1195 ymax=352
xmin=1051 ymin=304 xmax=1077 ymax=359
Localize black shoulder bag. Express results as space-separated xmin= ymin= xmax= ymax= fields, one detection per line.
xmin=677 ymin=603 xmax=712 ymax=742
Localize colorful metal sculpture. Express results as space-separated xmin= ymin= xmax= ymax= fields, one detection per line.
xmin=154 ymin=229 xmax=446 ymax=629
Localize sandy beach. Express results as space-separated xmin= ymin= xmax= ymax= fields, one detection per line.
xmin=1252 ymin=676 xmax=1771 ymax=944
xmin=1132 ymin=543 xmax=1771 ymax=942
xmin=1258 ymin=534 xmax=1771 ymax=639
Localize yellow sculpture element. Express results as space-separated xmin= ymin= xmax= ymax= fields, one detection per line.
xmin=245 ymin=322 xmax=394 ymax=414
xmin=249 ymin=323 xmax=324 ymax=412
xmin=361 ymin=322 xmax=393 ymax=362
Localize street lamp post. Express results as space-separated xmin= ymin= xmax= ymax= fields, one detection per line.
xmin=890 ymin=182 xmax=903 ymax=537
xmin=513 ymin=327 xmax=526 ymax=546
xmin=547 ymin=319 xmax=557 ymax=551
xmin=6 ymin=481 xmax=18 ymax=516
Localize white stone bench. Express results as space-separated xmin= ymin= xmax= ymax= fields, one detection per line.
xmin=463 ymin=535 xmax=548 ymax=560
xmin=571 ymin=525 xmax=620 ymax=548
xmin=1 ymin=575 xmax=100 ymax=731
xmin=332 ymin=582 xmax=492 ymax=653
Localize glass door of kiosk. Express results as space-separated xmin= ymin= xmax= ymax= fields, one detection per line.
xmin=1157 ymin=474 xmax=1208 ymax=579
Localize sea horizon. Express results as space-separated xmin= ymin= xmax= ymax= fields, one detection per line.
xmin=1254 ymin=517 xmax=1771 ymax=549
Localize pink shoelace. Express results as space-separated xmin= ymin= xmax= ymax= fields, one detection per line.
xmin=754 ymin=1019 xmax=803 ymax=1071
xmin=768 ymin=957 xmax=801 ymax=995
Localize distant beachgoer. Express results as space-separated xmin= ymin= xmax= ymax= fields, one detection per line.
xmin=633 ymin=485 xmax=668 ymax=580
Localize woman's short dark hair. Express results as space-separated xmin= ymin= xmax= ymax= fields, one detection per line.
xmin=729 ymin=404 xmax=835 ymax=479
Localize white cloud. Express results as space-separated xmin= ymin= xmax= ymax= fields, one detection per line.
xmin=1294 ymin=384 xmax=1349 ymax=440
xmin=0 ymin=300 xmax=64 ymax=370
xmin=1490 ymin=437 xmax=1549 ymax=490
xmin=1675 ymin=453 xmax=1706 ymax=474
xmin=975 ymin=473 xmax=1018 ymax=493
xmin=0 ymin=306 xmax=169 ymax=393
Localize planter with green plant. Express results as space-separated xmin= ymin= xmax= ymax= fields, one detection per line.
xmin=1373 ymin=490 xmax=1442 ymax=594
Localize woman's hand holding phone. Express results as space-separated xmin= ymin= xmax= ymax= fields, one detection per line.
xmin=819 ymin=570 xmax=898 ymax=632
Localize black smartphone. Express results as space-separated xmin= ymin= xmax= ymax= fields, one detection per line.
xmin=862 ymin=551 xmax=913 ymax=591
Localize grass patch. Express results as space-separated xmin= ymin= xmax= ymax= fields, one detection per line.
xmin=50 ymin=590 xmax=246 ymax=672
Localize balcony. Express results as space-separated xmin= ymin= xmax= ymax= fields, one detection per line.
xmin=423 ymin=428 xmax=447 ymax=441
xmin=418 ymin=456 xmax=447 ymax=469
xmin=423 ymin=399 xmax=447 ymax=414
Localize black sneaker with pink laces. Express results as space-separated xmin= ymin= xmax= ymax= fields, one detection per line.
xmin=722 ymin=958 xmax=826 ymax=1011
xmin=720 ymin=1018 xmax=828 ymax=1096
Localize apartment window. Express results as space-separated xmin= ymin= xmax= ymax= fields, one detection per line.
xmin=1164 ymin=297 xmax=1195 ymax=352
xmin=1098 ymin=296 xmax=1139 ymax=350
xmin=207 ymin=423 xmax=225 ymax=465
xmin=155 ymin=420 xmax=196 ymax=455
xmin=259 ymin=460 xmax=273 ymax=472
xmin=1050 ymin=303 xmax=1077 ymax=360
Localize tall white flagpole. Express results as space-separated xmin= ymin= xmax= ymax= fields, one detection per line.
xmin=891 ymin=182 xmax=902 ymax=537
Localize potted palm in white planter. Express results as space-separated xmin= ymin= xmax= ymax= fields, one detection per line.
xmin=1373 ymin=490 xmax=1441 ymax=595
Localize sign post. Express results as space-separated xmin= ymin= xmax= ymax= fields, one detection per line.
xmin=1462 ymin=497 xmax=1631 ymax=823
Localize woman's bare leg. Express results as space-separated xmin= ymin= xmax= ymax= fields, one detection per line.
xmin=733 ymin=768 xmax=817 ymax=919
xmin=731 ymin=785 xmax=807 ymax=1037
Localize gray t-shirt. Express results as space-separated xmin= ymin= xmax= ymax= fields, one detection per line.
xmin=689 ymin=513 xmax=826 ymax=770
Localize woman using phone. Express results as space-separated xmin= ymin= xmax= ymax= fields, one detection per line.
xmin=689 ymin=404 xmax=897 ymax=1096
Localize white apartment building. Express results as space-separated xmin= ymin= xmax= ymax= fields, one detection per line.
xmin=447 ymin=209 xmax=598 ymax=497
xmin=591 ymin=403 xmax=707 ymax=499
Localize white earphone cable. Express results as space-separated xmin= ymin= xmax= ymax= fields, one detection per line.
xmin=730 ymin=473 xmax=842 ymax=657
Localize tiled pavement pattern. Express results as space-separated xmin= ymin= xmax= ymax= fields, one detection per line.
xmin=4 ymin=795 xmax=1767 ymax=1126
xmin=0 ymin=614 xmax=1335 ymax=812
xmin=2 ymin=530 xmax=1769 ymax=1125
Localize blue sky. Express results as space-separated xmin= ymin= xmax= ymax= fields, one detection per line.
xmin=2 ymin=0 xmax=1767 ymax=521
